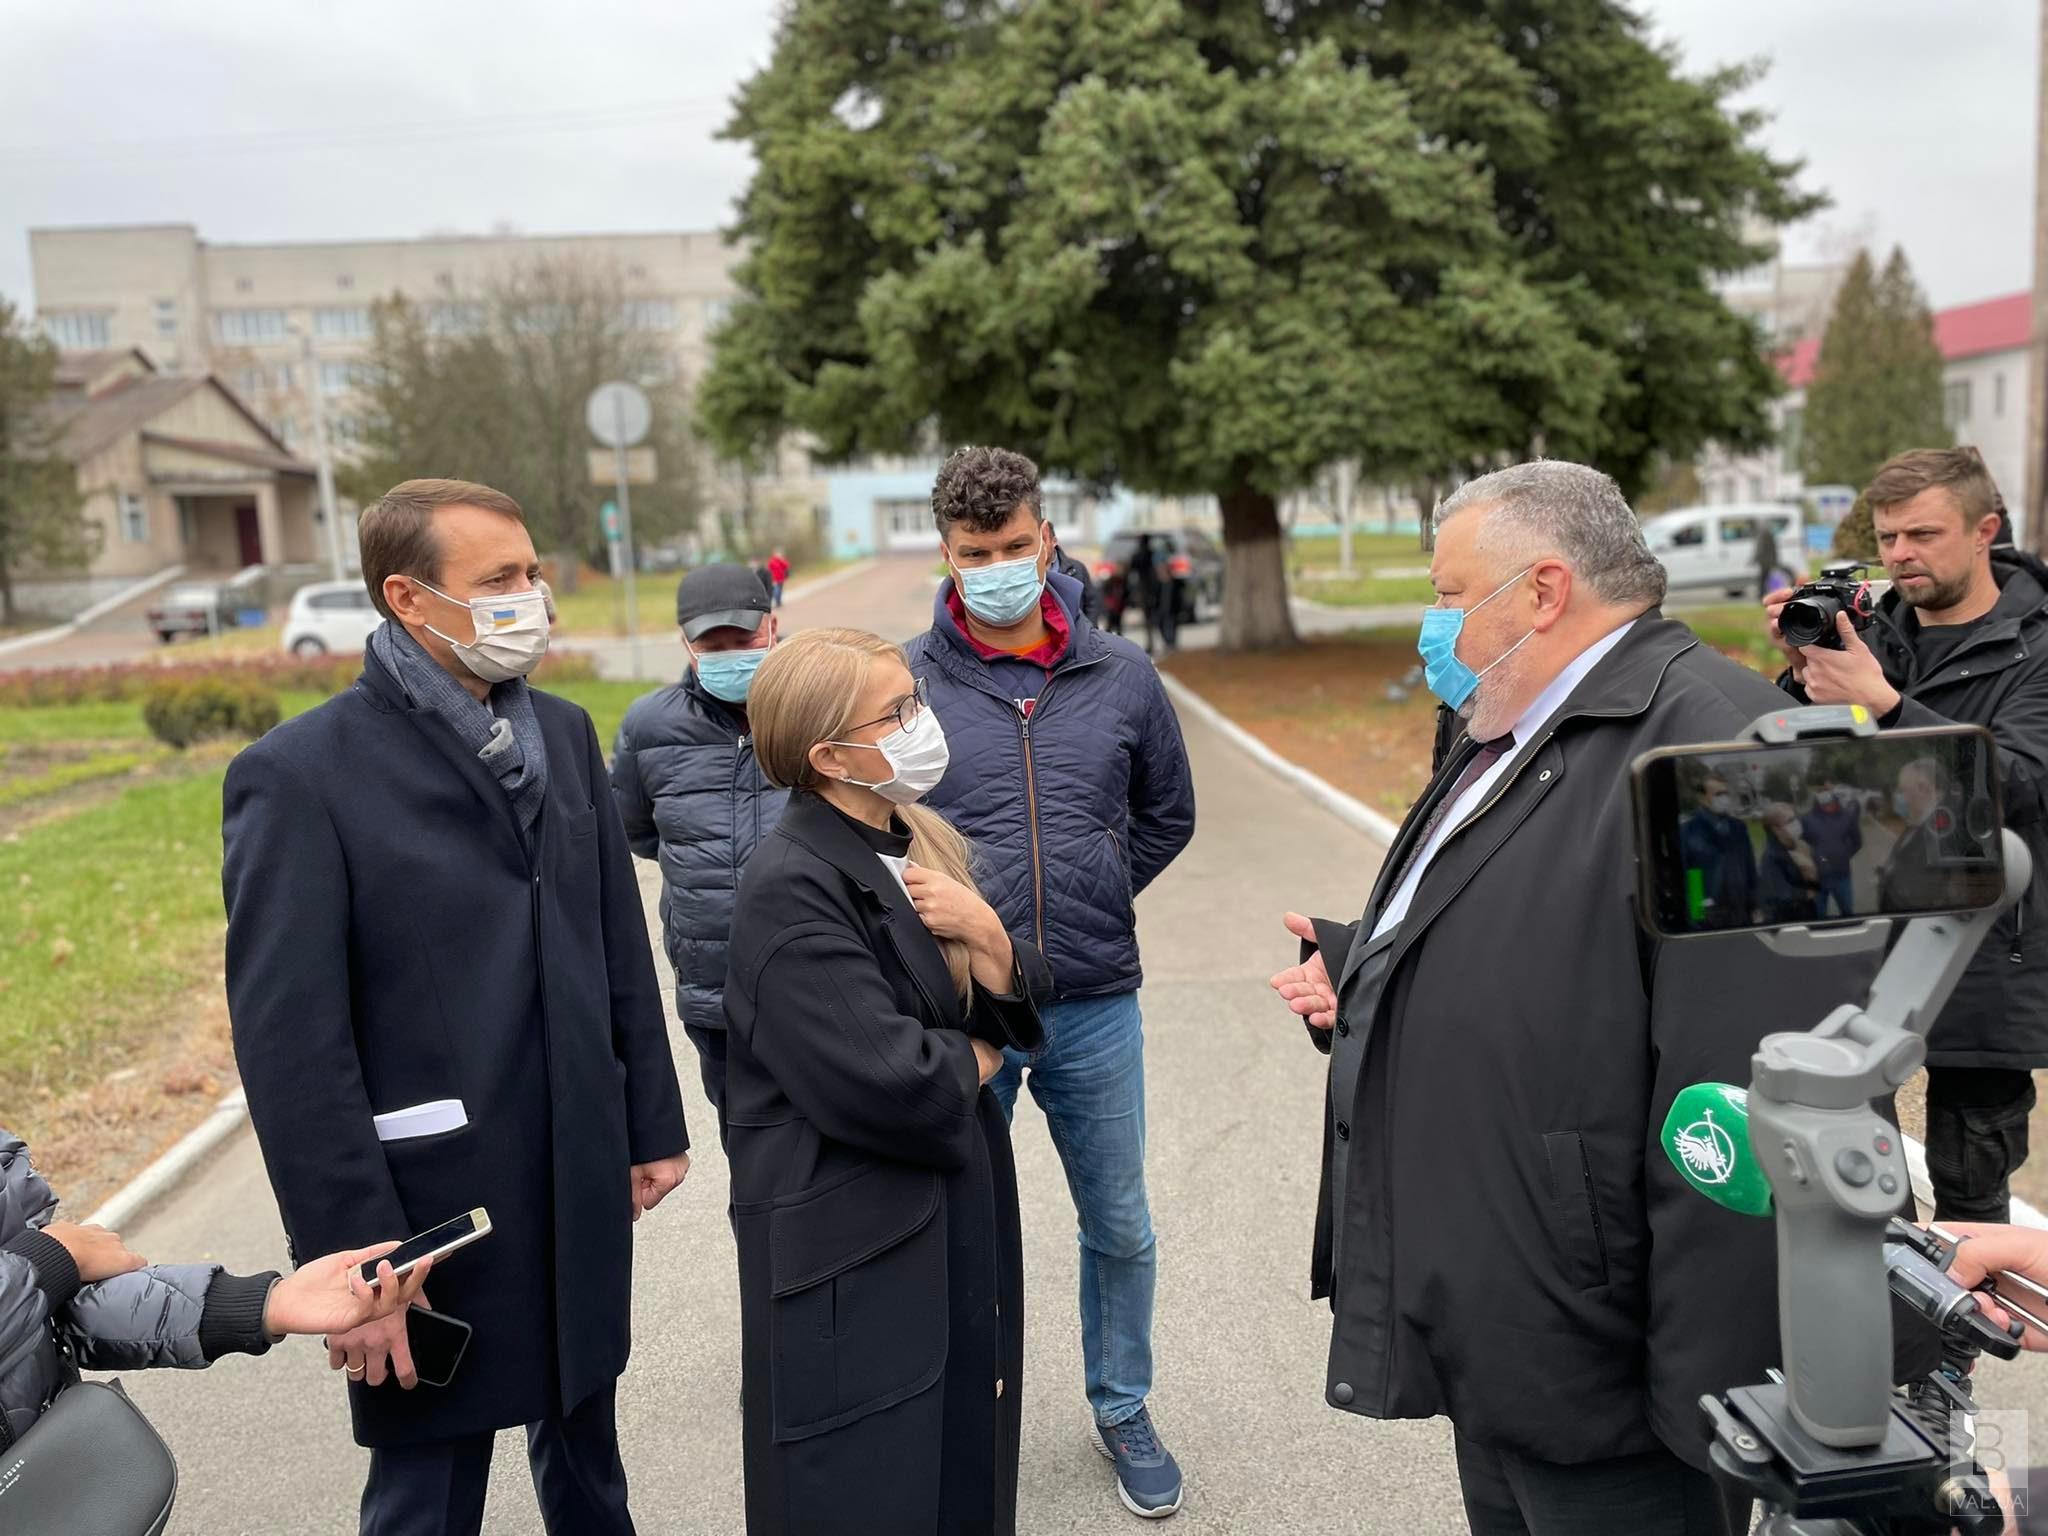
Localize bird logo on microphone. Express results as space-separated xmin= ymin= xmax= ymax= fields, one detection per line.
xmin=1675 ymin=1107 xmax=1739 ymax=1186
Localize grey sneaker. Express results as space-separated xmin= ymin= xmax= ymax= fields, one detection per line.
xmin=1093 ymin=1404 xmax=1183 ymax=1518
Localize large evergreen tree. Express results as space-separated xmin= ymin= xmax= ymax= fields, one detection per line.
xmin=0 ymin=300 xmax=91 ymax=626
xmin=701 ymin=0 xmax=1817 ymax=648
xmin=1799 ymin=246 xmax=1949 ymax=492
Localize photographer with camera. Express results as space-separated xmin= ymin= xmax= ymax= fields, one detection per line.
xmin=1767 ymin=448 xmax=2048 ymax=1224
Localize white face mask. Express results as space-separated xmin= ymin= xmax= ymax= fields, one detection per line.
xmin=416 ymin=581 xmax=550 ymax=684
xmin=828 ymin=709 xmax=951 ymax=806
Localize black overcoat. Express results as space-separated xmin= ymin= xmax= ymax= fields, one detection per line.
xmin=722 ymin=791 xmax=1048 ymax=1535
xmin=222 ymin=643 xmax=686 ymax=1447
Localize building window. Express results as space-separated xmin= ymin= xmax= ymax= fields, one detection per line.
xmin=40 ymin=311 xmax=111 ymax=349
xmin=315 ymin=306 xmax=372 ymax=340
xmin=215 ymin=308 xmax=290 ymax=344
xmin=1996 ymin=373 xmax=2008 ymax=417
xmin=120 ymin=493 xmax=148 ymax=544
xmin=1748 ymin=476 xmax=1766 ymax=502
xmin=620 ymin=299 xmax=677 ymax=332
xmin=154 ymin=298 xmax=178 ymax=339
xmin=330 ymin=416 xmax=364 ymax=446
xmin=319 ymin=360 xmax=365 ymax=394
xmin=704 ymin=297 xmax=732 ymax=328
xmin=271 ymin=363 xmax=296 ymax=392
xmin=426 ymin=302 xmax=483 ymax=337
xmin=231 ymin=367 xmax=265 ymax=398
xmin=276 ymin=417 xmax=299 ymax=446
xmin=1945 ymin=379 xmax=1973 ymax=428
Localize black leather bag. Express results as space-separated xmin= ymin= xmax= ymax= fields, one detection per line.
xmin=0 ymin=1380 xmax=177 ymax=1535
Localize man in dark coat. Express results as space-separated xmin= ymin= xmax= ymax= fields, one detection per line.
xmin=1679 ymin=771 xmax=1757 ymax=928
xmin=1768 ymin=446 xmax=2048 ymax=1221
xmin=905 ymin=446 xmax=1196 ymax=1519
xmin=1053 ymin=537 xmax=1107 ymax=626
xmin=1270 ymin=461 xmax=1876 ymax=1536
xmin=1800 ymin=776 xmax=1864 ymax=917
xmin=223 ymin=478 xmax=690 ymax=1536
xmin=611 ymin=564 xmax=789 ymax=1146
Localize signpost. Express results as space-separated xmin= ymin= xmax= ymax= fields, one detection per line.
xmin=586 ymin=381 xmax=653 ymax=676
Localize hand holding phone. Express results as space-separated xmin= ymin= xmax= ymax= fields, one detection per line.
xmin=360 ymin=1207 xmax=492 ymax=1288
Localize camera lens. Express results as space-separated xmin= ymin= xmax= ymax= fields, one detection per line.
xmin=1779 ymin=596 xmax=1839 ymax=649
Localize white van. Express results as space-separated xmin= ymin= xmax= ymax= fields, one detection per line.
xmin=1641 ymin=503 xmax=1802 ymax=598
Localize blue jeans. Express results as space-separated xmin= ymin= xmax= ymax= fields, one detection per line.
xmin=989 ymin=990 xmax=1156 ymax=1427
xmin=1818 ymin=871 xmax=1855 ymax=918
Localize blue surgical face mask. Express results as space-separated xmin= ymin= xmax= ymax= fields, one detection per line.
xmin=692 ymin=643 xmax=769 ymax=703
xmin=953 ymin=538 xmax=1048 ymax=626
xmin=1894 ymin=790 xmax=1913 ymax=820
xmin=1416 ymin=566 xmax=1535 ymax=712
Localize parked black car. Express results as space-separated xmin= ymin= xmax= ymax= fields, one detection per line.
xmin=1093 ymin=528 xmax=1226 ymax=625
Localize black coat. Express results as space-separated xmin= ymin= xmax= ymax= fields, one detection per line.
xmin=1781 ymin=547 xmax=2048 ymax=1066
xmin=1305 ymin=616 xmax=1878 ymax=1471
xmin=610 ymin=669 xmax=789 ymax=1032
xmin=221 ymin=646 xmax=687 ymax=1447
xmin=722 ymin=792 xmax=1049 ymax=1535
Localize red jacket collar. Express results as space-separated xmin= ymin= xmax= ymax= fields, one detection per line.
xmin=944 ymin=584 xmax=1071 ymax=670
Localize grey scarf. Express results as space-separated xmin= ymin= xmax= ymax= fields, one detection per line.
xmin=370 ymin=620 xmax=550 ymax=839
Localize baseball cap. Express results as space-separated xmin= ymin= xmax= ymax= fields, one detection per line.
xmin=676 ymin=564 xmax=771 ymax=642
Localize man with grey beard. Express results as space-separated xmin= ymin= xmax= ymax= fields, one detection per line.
xmin=1269 ymin=460 xmax=1874 ymax=1535
xmin=1768 ymin=446 xmax=2048 ymax=1224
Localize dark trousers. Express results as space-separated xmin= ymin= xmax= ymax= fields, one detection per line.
xmin=1453 ymin=1430 xmax=1749 ymax=1536
xmin=359 ymin=1382 xmax=632 ymax=1536
xmin=683 ymin=1020 xmax=729 ymax=1152
xmin=1925 ymin=1064 xmax=2037 ymax=1223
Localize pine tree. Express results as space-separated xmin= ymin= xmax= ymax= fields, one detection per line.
xmin=1800 ymin=247 xmax=1949 ymax=491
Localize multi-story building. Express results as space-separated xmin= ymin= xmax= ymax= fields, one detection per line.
xmin=28 ymin=222 xmax=822 ymax=554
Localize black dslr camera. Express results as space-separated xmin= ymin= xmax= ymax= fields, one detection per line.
xmin=1780 ymin=563 xmax=1879 ymax=651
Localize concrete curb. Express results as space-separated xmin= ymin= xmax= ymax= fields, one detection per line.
xmin=1158 ymin=672 xmax=1403 ymax=845
xmin=0 ymin=565 xmax=187 ymax=661
xmin=1163 ymin=669 xmax=2048 ymax=1230
xmin=85 ymin=1086 xmax=248 ymax=1232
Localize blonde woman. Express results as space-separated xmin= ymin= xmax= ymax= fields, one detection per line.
xmin=722 ymin=627 xmax=1050 ymax=1536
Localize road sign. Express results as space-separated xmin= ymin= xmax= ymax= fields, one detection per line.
xmin=586 ymin=381 xmax=652 ymax=449
xmin=601 ymin=501 xmax=620 ymax=542
xmin=589 ymin=447 xmax=657 ymax=486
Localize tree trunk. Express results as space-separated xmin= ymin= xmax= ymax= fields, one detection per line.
xmin=1335 ymin=460 xmax=1356 ymax=577
xmin=0 ymin=549 xmax=13 ymax=628
xmin=1218 ymin=480 xmax=1300 ymax=651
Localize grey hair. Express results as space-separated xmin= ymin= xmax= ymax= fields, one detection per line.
xmin=1436 ymin=460 xmax=1667 ymax=608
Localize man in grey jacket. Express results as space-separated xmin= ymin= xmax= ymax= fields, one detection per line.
xmin=0 ymin=1129 xmax=423 ymax=1450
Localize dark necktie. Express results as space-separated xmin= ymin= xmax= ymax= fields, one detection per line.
xmin=1388 ymin=732 xmax=1515 ymax=896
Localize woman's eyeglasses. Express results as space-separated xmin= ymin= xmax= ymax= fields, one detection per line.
xmin=842 ymin=675 xmax=931 ymax=737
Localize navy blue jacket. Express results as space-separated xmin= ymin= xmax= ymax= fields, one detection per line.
xmin=222 ymin=646 xmax=686 ymax=1447
xmin=905 ymin=572 xmax=1195 ymax=998
xmin=610 ymin=670 xmax=789 ymax=1033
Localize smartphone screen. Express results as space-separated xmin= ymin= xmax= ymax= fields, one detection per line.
xmin=1632 ymin=725 xmax=2004 ymax=938
xmin=359 ymin=1208 xmax=489 ymax=1286
xmin=405 ymin=1307 xmax=472 ymax=1388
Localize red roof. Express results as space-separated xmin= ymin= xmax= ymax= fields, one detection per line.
xmin=1934 ymin=293 xmax=2032 ymax=361
xmin=1774 ymin=291 xmax=2031 ymax=390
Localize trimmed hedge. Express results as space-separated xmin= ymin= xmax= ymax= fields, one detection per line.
xmin=0 ymin=649 xmax=598 ymax=709
xmin=141 ymin=677 xmax=283 ymax=749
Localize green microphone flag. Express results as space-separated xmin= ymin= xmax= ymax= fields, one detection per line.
xmin=1661 ymin=1081 xmax=1774 ymax=1217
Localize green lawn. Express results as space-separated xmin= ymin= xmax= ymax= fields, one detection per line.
xmin=0 ymin=769 xmax=231 ymax=1097
xmin=1289 ymin=531 xmax=1438 ymax=608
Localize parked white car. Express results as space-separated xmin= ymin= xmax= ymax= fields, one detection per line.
xmin=1641 ymin=504 xmax=1803 ymax=599
xmin=281 ymin=580 xmax=380 ymax=656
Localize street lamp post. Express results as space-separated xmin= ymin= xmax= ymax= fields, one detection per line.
xmin=292 ymin=324 xmax=348 ymax=581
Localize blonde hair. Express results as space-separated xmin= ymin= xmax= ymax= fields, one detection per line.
xmin=751 ymin=627 xmax=979 ymax=999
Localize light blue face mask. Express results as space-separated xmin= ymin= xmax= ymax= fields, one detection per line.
xmin=693 ymin=643 xmax=769 ymax=703
xmin=953 ymin=539 xmax=1049 ymax=626
xmin=1416 ymin=566 xmax=1535 ymax=712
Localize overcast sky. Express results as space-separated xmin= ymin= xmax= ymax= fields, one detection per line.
xmin=0 ymin=0 xmax=2035 ymax=313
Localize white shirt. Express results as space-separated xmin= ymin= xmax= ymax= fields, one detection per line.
xmin=1370 ymin=620 xmax=1637 ymax=941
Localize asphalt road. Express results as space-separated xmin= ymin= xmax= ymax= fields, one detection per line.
xmin=104 ymin=556 xmax=2048 ymax=1532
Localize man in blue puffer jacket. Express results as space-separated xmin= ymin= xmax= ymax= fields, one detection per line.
xmin=611 ymin=564 xmax=791 ymax=1147
xmin=905 ymin=446 xmax=1197 ymax=1520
